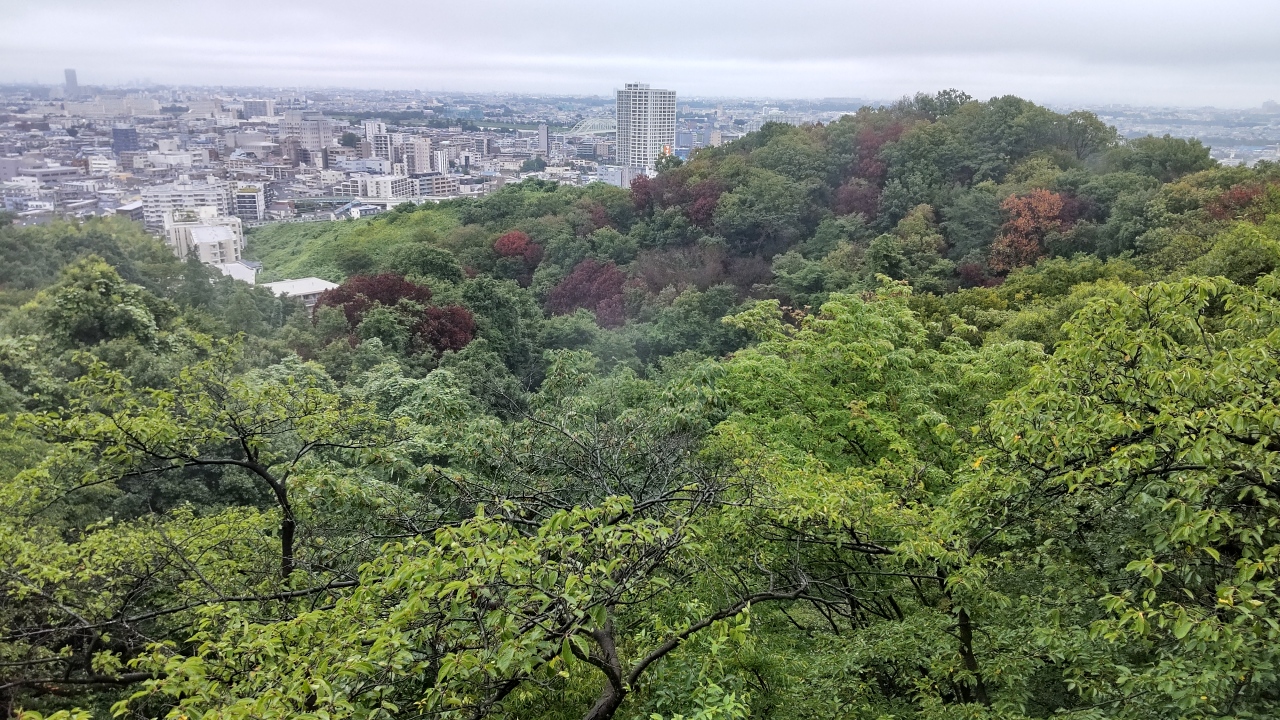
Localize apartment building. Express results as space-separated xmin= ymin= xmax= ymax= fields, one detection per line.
xmin=418 ymin=173 xmax=460 ymax=197
xmin=232 ymin=183 xmax=266 ymax=221
xmin=140 ymin=175 xmax=232 ymax=230
xmin=616 ymin=82 xmax=676 ymax=171
xmin=163 ymin=206 xmax=244 ymax=264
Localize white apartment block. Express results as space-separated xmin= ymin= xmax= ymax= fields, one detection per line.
xmin=432 ymin=149 xmax=451 ymax=173
xmin=334 ymin=173 xmax=416 ymax=199
xmin=418 ymin=173 xmax=460 ymax=197
xmin=366 ymin=175 xmax=416 ymax=199
xmin=163 ymin=207 xmax=244 ymax=264
xmin=280 ymin=110 xmax=334 ymax=152
xmin=87 ymin=155 xmax=117 ymax=174
xmin=362 ymin=120 xmax=387 ymax=141
xmin=372 ymin=133 xmax=394 ymax=161
xmin=406 ymin=138 xmax=432 ymax=175
xmin=141 ymin=175 xmax=232 ymax=230
xmin=233 ymin=183 xmax=266 ymax=221
xmin=616 ymin=82 xmax=676 ymax=171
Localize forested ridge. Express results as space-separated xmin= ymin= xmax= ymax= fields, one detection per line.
xmin=3 ymin=90 xmax=1280 ymax=720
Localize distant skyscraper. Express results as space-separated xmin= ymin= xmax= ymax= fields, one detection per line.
xmin=111 ymin=125 xmax=140 ymax=154
xmin=64 ymin=69 xmax=79 ymax=100
xmin=537 ymin=123 xmax=549 ymax=155
xmin=615 ymin=82 xmax=676 ymax=171
xmin=242 ymin=99 xmax=275 ymax=118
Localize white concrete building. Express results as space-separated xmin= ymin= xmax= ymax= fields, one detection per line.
xmin=365 ymin=175 xmax=416 ymax=199
xmin=371 ymin=133 xmax=394 ymax=161
xmin=406 ymin=138 xmax=432 ymax=175
xmin=141 ymin=176 xmax=232 ymax=230
xmin=233 ymin=183 xmax=266 ymax=221
xmin=87 ymin=155 xmax=117 ymax=175
xmin=163 ymin=207 xmax=244 ymax=264
xmin=418 ymin=173 xmax=461 ymax=197
xmin=216 ymin=260 xmax=259 ymax=284
xmin=362 ymin=120 xmax=387 ymax=141
xmin=262 ymin=277 xmax=339 ymax=308
xmin=280 ymin=110 xmax=334 ymax=153
xmin=433 ymin=149 xmax=451 ymax=173
xmin=616 ymin=82 xmax=676 ymax=172
xmin=333 ymin=173 xmax=416 ymax=199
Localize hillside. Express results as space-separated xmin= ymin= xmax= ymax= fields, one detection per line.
xmin=3 ymin=91 xmax=1280 ymax=720
xmin=246 ymin=205 xmax=460 ymax=282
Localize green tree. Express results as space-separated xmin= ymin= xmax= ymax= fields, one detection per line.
xmin=654 ymin=153 xmax=685 ymax=174
xmin=957 ymin=272 xmax=1280 ymax=717
xmin=713 ymin=170 xmax=808 ymax=254
xmin=1108 ymin=134 xmax=1217 ymax=182
xmin=19 ymin=339 xmax=390 ymax=577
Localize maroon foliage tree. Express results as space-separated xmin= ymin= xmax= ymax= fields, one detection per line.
xmin=1208 ymin=183 xmax=1277 ymax=223
xmin=594 ymin=297 xmax=625 ymax=329
xmin=412 ymin=306 xmax=476 ymax=354
xmin=631 ymin=175 xmax=656 ymax=214
xmin=494 ymin=230 xmax=531 ymax=257
xmin=685 ymin=179 xmax=724 ymax=229
xmin=1056 ymin=192 xmax=1095 ymax=226
xmin=315 ymin=273 xmax=474 ymax=356
xmin=494 ymin=230 xmax=544 ymax=267
xmin=852 ymin=122 xmax=905 ymax=183
xmin=588 ymin=203 xmax=613 ymax=232
xmin=547 ymin=259 xmax=628 ymax=326
xmin=315 ymin=273 xmax=433 ymax=327
xmin=833 ymin=178 xmax=881 ymax=219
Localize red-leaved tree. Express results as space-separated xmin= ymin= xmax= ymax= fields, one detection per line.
xmin=852 ymin=122 xmax=905 ymax=183
xmin=315 ymin=273 xmax=434 ymax=327
xmin=631 ymin=175 xmax=656 ymax=214
xmin=988 ymin=190 xmax=1066 ymax=273
xmin=685 ymin=179 xmax=724 ymax=229
xmin=315 ymin=273 xmax=474 ymax=356
xmin=1208 ymin=183 xmax=1279 ymax=224
xmin=833 ymin=178 xmax=881 ymax=219
xmin=412 ymin=306 xmax=476 ymax=354
xmin=493 ymin=230 xmax=544 ymax=266
xmin=547 ymin=259 xmax=627 ymax=328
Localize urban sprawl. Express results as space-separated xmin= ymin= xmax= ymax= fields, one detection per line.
xmin=2 ymin=72 xmax=1278 ymax=299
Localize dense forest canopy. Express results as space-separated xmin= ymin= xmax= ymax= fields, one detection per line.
xmin=3 ymin=91 xmax=1280 ymax=720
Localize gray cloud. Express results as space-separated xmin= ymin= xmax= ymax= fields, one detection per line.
xmin=2 ymin=0 xmax=1278 ymax=105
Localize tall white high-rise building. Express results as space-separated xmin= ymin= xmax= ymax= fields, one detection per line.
xmin=615 ymin=82 xmax=676 ymax=171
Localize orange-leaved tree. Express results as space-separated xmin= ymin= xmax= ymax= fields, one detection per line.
xmin=988 ymin=189 xmax=1065 ymax=272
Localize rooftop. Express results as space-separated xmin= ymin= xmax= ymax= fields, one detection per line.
xmin=261 ymin=277 xmax=338 ymax=298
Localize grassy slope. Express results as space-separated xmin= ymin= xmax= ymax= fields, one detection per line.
xmin=245 ymin=206 xmax=460 ymax=282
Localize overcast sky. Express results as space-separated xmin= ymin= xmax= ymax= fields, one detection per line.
xmin=2 ymin=0 xmax=1278 ymax=107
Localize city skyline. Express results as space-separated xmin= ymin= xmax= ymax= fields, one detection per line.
xmin=4 ymin=0 xmax=1279 ymax=108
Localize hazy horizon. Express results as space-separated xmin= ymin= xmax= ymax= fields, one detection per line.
xmin=4 ymin=0 xmax=1279 ymax=108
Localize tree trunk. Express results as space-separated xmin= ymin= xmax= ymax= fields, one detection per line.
xmin=280 ymin=508 xmax=296 ymax=578
xmin=582 ymin=684 xmax=624 ymax=720
xmin=580 ymin=621 xmax=626 ymax=720
xmin=957 ymin=607 xmax=990 ymax=705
